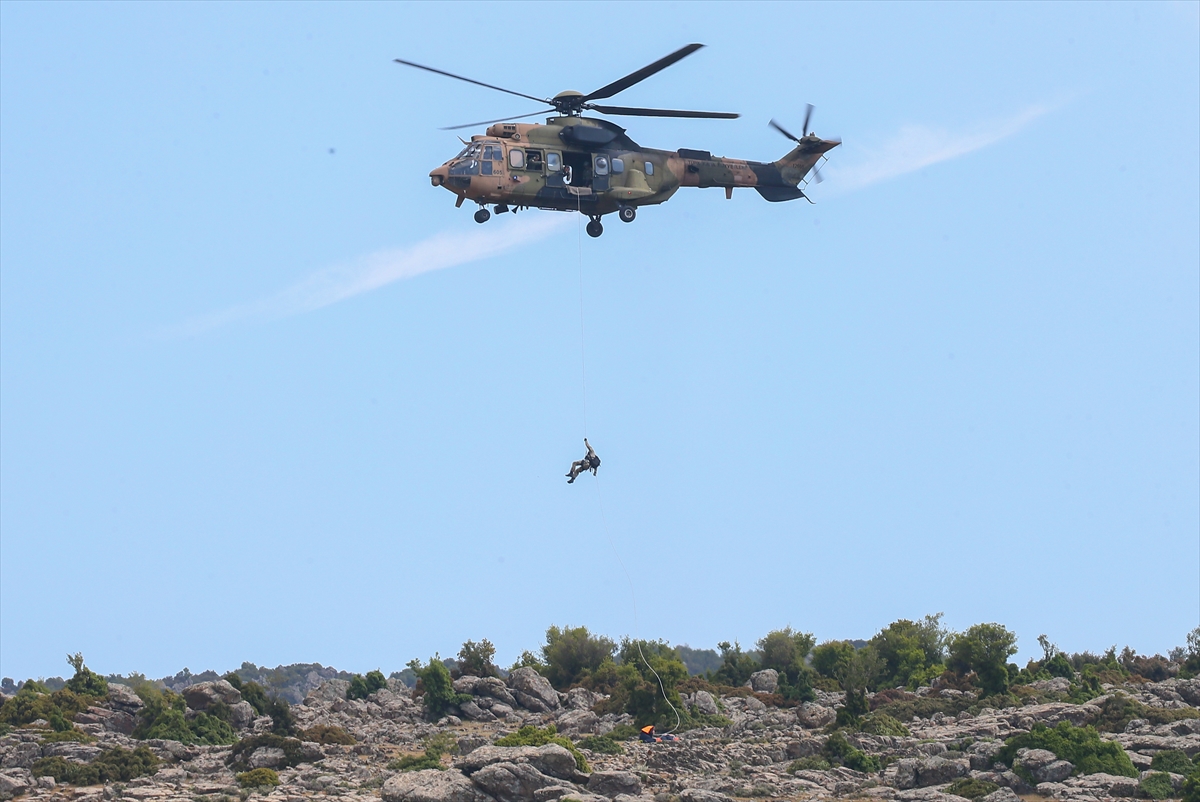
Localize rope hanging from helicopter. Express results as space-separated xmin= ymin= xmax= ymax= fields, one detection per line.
xmin=572 ymin=193 xmax=682 ymax=736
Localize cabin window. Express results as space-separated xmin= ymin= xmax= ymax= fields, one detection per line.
xmin=481 ymin=161 xmax=493 ymax=175
xmin=611 ymin=158 xmax=624 ymax=174
xmin=546 ymin=152 xmax=561 ymax=172
xmin=509 ymin=149 xmax=525 ymax=169
xmin=594 ymin=155 xmax=610 ymax=176
xmin=526 ymin=149 xmax=544 ymax=171
xmin=645 ymin=161 xmax=655 ymax=176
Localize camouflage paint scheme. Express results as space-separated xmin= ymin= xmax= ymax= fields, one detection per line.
xmin=428 ymin=115 xmax=840 ymax=217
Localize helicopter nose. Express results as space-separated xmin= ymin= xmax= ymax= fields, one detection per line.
xmin=430 ymin=165 xmax=448 ymax=186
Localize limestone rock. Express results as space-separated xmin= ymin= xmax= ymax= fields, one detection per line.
xmin=382 ymin=769 xmax=494 ymax=802
xmin=507 ymin=668 xmax=560 ymax=713
xmin=587 ymin=771 xmax=642 ymax=798
xmin=456 ymin=745 xmax=579 ymax=783
xmin=106 ymin=683 xmax=145 ymax=712
xmin=978 ymin=788 xmax=1021 ymax=802
xmin=693 ymin=691 xmax=718 ymax=717
xmin=182 ymin=680 xmax=243 ymax=711
xmin=747 ymin=670 xmax=779 ymax=694
xmin=556 ymin=709 xmax=599 ymax=736
xmin=459 ymin=700 xmax=495 ymax=722
xmin=796 ymin=702 xmax=836 ymax=729
xmin=1014 ymin=748 xmax=1073 ymax=783
xmin=564 ymin=687 xmax=603 ymax=711
xmin=0 ymin=772 xmax=30 ymax=802
xmin=471 ymin=762 xmax=564 ymax=802
xmin=679 ymin=790 xmax=734 ymax=802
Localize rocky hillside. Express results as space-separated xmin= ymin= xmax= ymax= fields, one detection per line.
xmin=2 ymin=665 xmax=1198 ymax=802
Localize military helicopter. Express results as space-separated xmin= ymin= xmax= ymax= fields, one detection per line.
xmin=395 ymin=44 xmax=840 ymax=238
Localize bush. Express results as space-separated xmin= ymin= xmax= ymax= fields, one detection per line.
xmin=301 ymin=724 xmax=356 ymax=745
xmin=822 ymin=731 xmax=879 ymax=773
xmin=40 ymin=728 xmax=96 ymax=743
xmin=1043 ymin=653 xmax=1075 ymax=679
xmin=347 ymin=670 xmax=388 ymax=701
xmin=408 ymin=657 xmax=470 ymax=719
xmin=236 ymin=768 xmax=281 ymax=789
xmin=788 ymin=756 xmax=831 ymax=772
xmin=607 ymin=639 xmax=690 ymax=729
xmin=132 ymin=685 xmax=236 ymax=745
xmin=32 ymin=745 xmax=159 ymax=786
xmin=0 ymin=684 xmax=92 ymax=728
xmin=1093 ymin=693 xmax=1200 ymax=733
xmin=577 ymin=735 xmax=623 ymax=754
xmin=1151 ymin=749 xmax=1195 ymax=775
xmin=387 ymin=733 xmax=456 ymax=772
xmin=1183 ymin=767 xmax=1200 ymax=802
xmin=948 ymin=623 xmax=1018 ymax=696
xmin=709 ymin=641 xmax=760 ymax=687
xmin=458 ymin=640 xmax=500 ymax=678
xmin=857 ymin=712 xmax=911 ymax=737
xmin=494 ymin=725 xmax=589 ymax=772
xmin=540 ymin=626 xmax=617 ymax=690
xmin=944 ymin=778 xmax=999 ymax=800
xmin=1140 ymin=772 xmax=1175 ymax=801
xmin=997 ymin=722 xmax=1136 ymax=777
xmin=228 ymin=734 xmax=311 ymax=771
xmin=65 ymin=654 xmax=108 ymax=698
xmin=872 ymin=691 xmax=973 ymax=723
xmin=223 ymin=673 xmax=296 ymax=735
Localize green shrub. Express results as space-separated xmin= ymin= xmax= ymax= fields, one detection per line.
xmin=0 ymin=684 xmax=92 ymax=728
xmin=387 ymin=733 xmax=456 ymax=772
xmin=494 ymin=725 xmax=589 ymax=772
xmin=944 ymin=778 xmax=999 ymax=800
xmin=823 ymin=731 xmax=879 ymax=773
xmin=236 ymin=768 xmax=281 ymax=788
xmin=1183 ymin=767 xmax=1200 ymax=802
xmin=709 ymin=641 xmax=760 ymax=687
xmin=458 ymin=640 xmax=500 ymax=678
xmin=872 ymin=691 xmax=972 ymax=723
xmin=857 ymin=712 xmax=911 ymax=737
xmin=130 ymin=685 xmax=236 ymax=745
xmin=948 ymin=623 xmax=1018 ymax=697
xmin=577 ymin=734 xmax=623 ymax=754
xmin=40 ymin=728 xmax=96 ymax=743
xmin=301 ymin=724 xmax=356 ymax=745
xmin=223 ymin=674 xmax=296 ymax=735
xmin=32 ymin=745 xmax=159 ymax=786
xmin=408 ymin=657 xmax=470 ymax=719
xmin=997 ymin=722 xmax=1136 ymax=777
xmin=347 ymin=670 xmax=388 ymax=701
xmin=228 ymin=734 xmax=311 ymax=771
xmin=1140 ymin=772 xmax=1175 ymax=801
xmin=787 ymin=756 xmax=831 ymax=772
xmin=757 ymin=628 xmax=816 ymax=702
xmin=1151 ymin=749 xmax=1195 ymax=775
xmin=64 ymin=654 xmax=108 ymax=698
xmin=812 ymin=641 xmax=857 ymax=680
xmin=1043 ymin=653 xmax=1075 ymax=680
xmin=1094 ymin=693 xmax=1200 ymax=733
xmin=540 ymin=626 xmax=617 ymax=690
xmin=605 ymin=723 xmax=639 ymax=741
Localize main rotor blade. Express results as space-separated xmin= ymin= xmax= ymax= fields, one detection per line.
xmin=769 ymin=118 xmax=801 ymax=143
xmin=393 ymin=58 xmax=549 ymax=105
xmin=801 ymin=103 xmax=814 ymax=136
xmin=439 ymin=110 xmax=550 ymax=131
xmin=582 ymin=43 xmax=705 ymax=102
xmin=589 ymin=104 xmax=739 ymax=119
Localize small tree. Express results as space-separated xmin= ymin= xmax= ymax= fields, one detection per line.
xmin=612 ymin=639 xmax=689 ymax=727
xmin=540 ymin=626 xmax=617 ymax=690
xmin=458 ymin=639 xmax=499 ymax=678
xmin=869 ymin=615 xmax=947 ymax=689
xmin=709 ymin=641 xmax=760 ymax=687
xmin=408 ymin=657 xmax=469 ymax=719
xmin=346 ymin=670 xmax=388 ymax=701
xmin=948 ymin=623 xmax=1018 ymax=697
xmin=812 ymin=641 xmax=857 ymax=680
xmin=757 ymin=627 xmax=816 ymax=702
xmin=65 ymin=653 xmax=108 ymax=698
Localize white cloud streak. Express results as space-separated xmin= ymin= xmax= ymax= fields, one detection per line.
xmin=824 ymin=104 xmax=1053 ymax=193
xmin=171 ymin=214 xmax=571 ymax=336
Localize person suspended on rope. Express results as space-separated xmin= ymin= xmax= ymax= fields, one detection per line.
xmin=566 ymin=438 xmax=600 ymax=484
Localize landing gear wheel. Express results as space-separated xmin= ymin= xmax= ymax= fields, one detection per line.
xmin=474 ymin=208 xmax=491 ymax=224
xmin=618 ymin=206 xmax=636 ymax=223
xmin=586 ymin=219 xmax=604 ymax=238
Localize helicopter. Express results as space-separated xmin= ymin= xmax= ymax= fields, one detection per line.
xmin=395 ymin=44 xmax=840 ymax=238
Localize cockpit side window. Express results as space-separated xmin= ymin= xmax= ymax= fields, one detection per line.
xmin=546 ymin=152 xmax=562 ymax=172
xmin=526 ymin=149 xmax=544 ymax=171
xmin=645 ymin=161 xmax=655 ymax=176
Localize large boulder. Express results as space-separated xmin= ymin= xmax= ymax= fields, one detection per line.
xmin=228 ymin=700 xmax=257 ymax=729
xmin=0 ymin=773 xmax=30 ymax=802
xmin=747 ymin=669 xmax=779 ymax=694
xmin=508 ymin=668 xmax=560 ymax=713
xmin=556 ymin=709 xmax=600 ymax=736
xmin=893 ymin=757 xmax=970 ymax=789
xmin=680 ymin=791 xmax=734 ymax=802
xmin=796 ymin=702 xmax=836 ymax=729
xmin=456 ymin=745 xmax=580 ymax=782
xmin=587 ymin=771 xmax=642 ymax=798
xmin=383 ymin=769 xmax=494 ymax=802
xmin=979 ymin=790 xmax=1021 ymax=802
xmin=1014 ymin=748 xmax=1073 ymax=783
xmin=474 ymin=678 xmax=518 ymax=708
xmin=564 ymin=687 xmax=603 ymax=711
xmin=458 ymin=700 xmax=496 ymax=722
xmin=182 ymin=680 xmax=243 ymax=711
xmin=105 ymin=684 xmax=144 ymax=712
xmin=692 ymin=691 xmax=719 ymax=717
xmin=471 ymin=762 xmax=565 ymax=802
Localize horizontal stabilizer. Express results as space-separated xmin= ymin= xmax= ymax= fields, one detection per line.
xmin=755 ymin=185 xmax=806 ymax=202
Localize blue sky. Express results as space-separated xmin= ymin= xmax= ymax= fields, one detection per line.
xmin=2 ymin=1 xmax=1197 ymax=682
